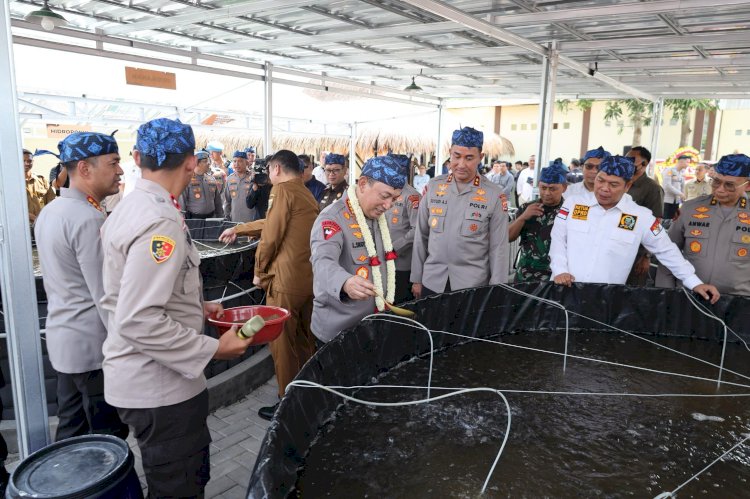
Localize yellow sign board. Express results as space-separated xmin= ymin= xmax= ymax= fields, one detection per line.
xmin=125 ymin=66 xmax=176 ymax=90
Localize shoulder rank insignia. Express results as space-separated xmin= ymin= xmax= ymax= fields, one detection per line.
xmin=322 ymin=220 xmax=341 ymax=240
xmin=151 ymin=235 xmax=176 ymax=264
xmin=618 ymin=213 xmax=637 ymax=231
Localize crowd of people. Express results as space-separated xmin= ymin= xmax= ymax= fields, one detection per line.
xmin=19 ymin=117 xmax=749 ymax=497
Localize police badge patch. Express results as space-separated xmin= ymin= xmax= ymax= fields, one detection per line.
xmin=618 ymin=214 xmax=638 ymax=230
xmin=322 ymin=220 xmax=341 ymax=240
xmin=150 ymin=235 xmax=176 ymax=264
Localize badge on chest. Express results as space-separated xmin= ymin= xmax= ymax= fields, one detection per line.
xmin=618 ymin=214 xmax=637 ymax=231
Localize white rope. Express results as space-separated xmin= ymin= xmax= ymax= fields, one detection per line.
xmin=287 ymin=379 xmax=512 ymax=495
xmin=362 ymin=313 xmax=434 ymax=399
xmin=319 ymin=383 xmax=750 ymax=399
xmin=654 ymin=433 xmax=750 ymax=499
xmin=682 ymin=289 xmax=748 ymax=351
xmin=294 ymin=305 xmax=750 ymax=496
xmin=497 ymin=283 xmax=571 ymax=371
xmin=365 ymin=316 xmax=750 ymax=390
xmin=490 ymin=284 xmax=750 ymax=386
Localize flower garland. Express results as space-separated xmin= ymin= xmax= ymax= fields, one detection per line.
xmin=347 ymin=185 xmax=396 ymax=311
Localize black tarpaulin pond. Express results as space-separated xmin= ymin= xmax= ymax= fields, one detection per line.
xmin=247 ymin=283 xmax=750 ymax=498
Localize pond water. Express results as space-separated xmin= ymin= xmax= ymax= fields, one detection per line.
xmin=296 ymin=331 xmax=750 ymax=498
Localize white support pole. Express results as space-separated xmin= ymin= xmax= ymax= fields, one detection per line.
xmin=534 ymin=42 xmax=558 ymax=194
xmin=263 ymin=62 xmax=273 ymax=156
xmin=0 ymin=0 xmax=50 ymax=456
xmin=649 ymin=97 xmax=665 ymax=174
xmin=349 ymin=122 xmax=357 ymax=185
xmin=435 ymin=102 xmax=444 ymax=176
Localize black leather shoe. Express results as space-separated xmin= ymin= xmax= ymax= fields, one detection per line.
xmin=258 ymin=402 xmax=279 ymax=421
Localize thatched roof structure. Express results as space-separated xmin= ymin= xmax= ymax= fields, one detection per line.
xmin=196 ymin=116 xmax=515 ymax=161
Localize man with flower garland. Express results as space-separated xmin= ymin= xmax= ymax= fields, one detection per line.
xmin=411 ymin=126 xmax=510 ymax=298
xmin=310 ymin=155 xmax=409 ymax=343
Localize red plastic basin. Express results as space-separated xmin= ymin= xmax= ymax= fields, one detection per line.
xmin=207 ymin=305 xmax=290 ymax=345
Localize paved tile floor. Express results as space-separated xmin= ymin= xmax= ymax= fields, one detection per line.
xmin=8 ymin=376 xmax=279 ymax=499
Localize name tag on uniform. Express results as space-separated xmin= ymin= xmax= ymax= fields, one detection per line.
xmin=572 ymin=205 xmax=589 ymax=220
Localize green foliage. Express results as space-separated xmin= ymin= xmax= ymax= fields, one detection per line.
xmin=576 ymin=99 xmax=594 ymax=112
xmin=557 ymin=99 xmax=595 ymax=114
xmin=556 ymin=99 xmax=572 ymax=113
xmin=665 ymin=99 xmax=718 ymax=120
xmin=604 ymin=101 xmax=624 ymax=133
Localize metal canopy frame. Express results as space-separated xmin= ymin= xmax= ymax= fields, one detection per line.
xmin=8 ymin=0 xmax=750 ymax=101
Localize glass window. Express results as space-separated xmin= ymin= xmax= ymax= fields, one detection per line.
xmin=511 ymin=124 xmax=517 ymax=131
xmin=520 ymin=124 xmax=527 ymax=131
xmin=563 ymin=122 xmax=570 ymax=129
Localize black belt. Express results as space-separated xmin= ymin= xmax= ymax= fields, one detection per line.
xmin=186 ymin=212 xmax=214 ymax=220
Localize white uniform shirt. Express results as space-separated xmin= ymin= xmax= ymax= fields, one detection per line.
xmin=562 ymin=181 xmax=595 ymax=202
xmin=516 ymin=168 xmax=535 ymax=204
xmin=549 ymin=193 xmax=702 ymax=288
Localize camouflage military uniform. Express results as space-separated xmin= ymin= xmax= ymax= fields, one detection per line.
xmin=514 ymin=200 xmax=562 ymax=283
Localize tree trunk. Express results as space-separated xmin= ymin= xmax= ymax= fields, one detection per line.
xmin=680 ymin=117 xmax=692 ymax=147
xmin=632 ymin=115 xmax=643 ymax=147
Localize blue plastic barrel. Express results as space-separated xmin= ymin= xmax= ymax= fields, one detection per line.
xmin=6 ymin=434 xmax=143 ymax=499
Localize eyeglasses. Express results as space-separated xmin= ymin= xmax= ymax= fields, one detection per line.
xmin=583 ymin=162 xmax=599 ymax=171
xmin=709 ymin=178 xmax=749 ymax=192
xmin=324 ymin=168 xmax=343 ymax=175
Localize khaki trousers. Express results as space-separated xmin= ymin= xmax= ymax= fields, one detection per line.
xmin=267 ymin=290 xmax=317 ymax=397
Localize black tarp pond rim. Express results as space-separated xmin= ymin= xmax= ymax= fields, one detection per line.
xmin=247 ymin=283 xmax=750 ymax=498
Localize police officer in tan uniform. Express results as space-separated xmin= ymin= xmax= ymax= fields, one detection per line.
xmin=411 ymin=127 xmax=509 ymax=297
xmin=180 ymin=149 xmax=223 ymax=219
xmin=386 ymin=153 xmax=421 ymax=303
xmin=310 ymin=155 xmax=408 ymax=343
xmin=319 ymin=153 xmax=349 ymax=211
xmin=24 ymin=148 xmax=56 ymax=225
xmin=224 ymin=150 xmax=256 ymax=222
xmin=100 ymin=118 xmax=253 ymax=498
xmin=656 ymin=154 xmax=750 ymax=296
xmin=35 ymin=131 xmax=128 ymax=442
